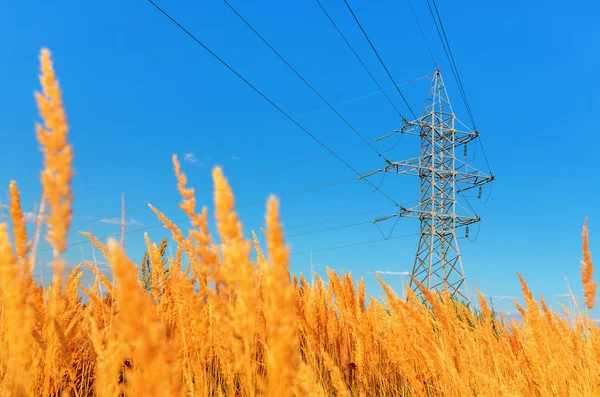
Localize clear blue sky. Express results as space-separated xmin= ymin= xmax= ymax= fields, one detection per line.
xmin=1 ymin=0 xmax=599 ymax=318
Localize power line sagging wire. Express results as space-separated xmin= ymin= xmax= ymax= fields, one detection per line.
xmin=374 ymin=211 xmax=402 ymax=240
xmin=423 ymin=0 xmax=493 ymax=175
xmin=76 ymin=143 xmax=361 ymax=227
xmin=342 ymin=0 xmax=417 ymax=120
xmin=110 ymin=230 xmax=421 ymax=266
xmin=36 ymin=176 xmax=356 ymax=254
xmin=314 ymin=0 xmax=404 ymax=119
xmin=222 ymin=0 xmax=387 ymax=161
xmin=147 ymin=0 xmax=400 ymax=207
xmin=288 ymin=220 xmax=373 ymax=239
xmin=423 ymin=0 xmax=471 ymax=127
xmin=40 ymin=201 xmax=415 ymax=262
xmin=405 ymin=0 xmax=437 ymax=65
xmin=204 ymin=74 xmax=431 ymax=147
xmin=287 ymin=200 xmax=418 ymax=238
xmin=291 ymin=232 xmax=420 ymax=256
xmin=287 ymin=204 xmax=399 ymax=231
xmin=76 ymin=76 xmax=429 ymax=229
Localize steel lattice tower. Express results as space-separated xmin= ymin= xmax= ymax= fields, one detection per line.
xmin=361 ymin=69 xmax=494 ymax=303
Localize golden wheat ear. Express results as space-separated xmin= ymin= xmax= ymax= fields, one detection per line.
xmin=8 ymin=181 xmax=31 ymax=264
xmin=35 ymin=48 xmax=74 ymax=263
xmin=581 ymin=218 xmax=597 ymax=310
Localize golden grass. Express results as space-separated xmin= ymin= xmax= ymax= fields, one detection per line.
xmin=1 ymin=48 xmax=599 ymax=396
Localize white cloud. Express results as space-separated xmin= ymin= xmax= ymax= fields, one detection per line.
xmin=231 ymin=155 xmax=240 ymax=160
xmin=499 ymin=310 xmax=522 ymax=318
xmin=369 ymin=270 xmax=411 ymax=276
xmin=85 ymin=260 xmax=110 ymax=270
xmin=99 ymin=217 xmax=143 ymax=227
xmin=184 ymin=152 xmax=200 ymax=165
xmin=491 ymin=295 xmax=521 ymax=301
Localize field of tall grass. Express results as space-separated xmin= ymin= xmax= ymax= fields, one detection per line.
xmin=1 ymin=48 xmax=599 ymax=396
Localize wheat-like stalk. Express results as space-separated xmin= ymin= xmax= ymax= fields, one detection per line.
xmin=35 ymin=48 xmax=73 ymax=262
xmin=8 ymin=181 xmax=31 ymax=265
xmin=581 ymin=218 xmax=597 ymax=310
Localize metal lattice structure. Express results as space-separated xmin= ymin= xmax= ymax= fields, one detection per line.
xmin=361 ymin=69 xmax=494 ymax=303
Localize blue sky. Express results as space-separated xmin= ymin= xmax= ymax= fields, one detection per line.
xmin=1 ymin=0 xmax=599 ymax=318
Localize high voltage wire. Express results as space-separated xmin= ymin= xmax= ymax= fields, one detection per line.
xmin=342 ymin=0 xmax=418 ymax=120
xmin=147 ymin=0 xmax=400 ymax=207
xmin=314 ymin=0 xmax=405 ymax=119
xmin=37 ymin=196 xmax=415 ymax=257
xmin=71 ymin=10 xmax=430 ymax=230
xmin=88 ymin=230 xmax=421 ymax=269
xmin=76 ymin=142 xmax=362 ymax=227
xmin=286 ymin=204 xmax=403 ymax=231
xmin=75 ymin=76 xmax=429 ymax=229
xmin=73 ymin=75 xmax=428 ymax=228
xmin=204 ymin=76 xmax=429 ymax=147
xmin=30 ymin=229 xmax=420 ymax=281
xmin=424 ymin=0 xmax=470 ymax=126
xmin=72 ymin=73 xmax=428 ymax=229
xmin=405 ymin=0 xmax=437 ymax=65
xmin=423 ymin=0 xmax=493 ymax=174
xmin=291 ymin=232 xmax=420 ymax=256
xmin=289 ymin=220 xmax=372 ymax=239
xmin=428 ymin=0 xmax=473 ymax=127
xmin=222 ymin=0 xmax=388 ymax=161
xmin=37 ymin=176 xmax=357 ymax=254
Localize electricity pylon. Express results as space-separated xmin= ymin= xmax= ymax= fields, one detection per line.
xmin=361 ymin=69 xmax=494 ymax=303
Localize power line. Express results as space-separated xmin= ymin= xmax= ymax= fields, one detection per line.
xmin=38 ymin=199 xmax=415 ymax=263
xmin=37 ymin=176 xmax=355 ymax=254
xmin=423 ymin=0 xmax=493 ymax=174
xmin=98 ymin=231 xmax=420 ymax=267
xmin=204 ymin=75 xmax=430 ymax=147
xmin=76 ymin=143 xmax=361 ymax=227
xmin=286 ymin=200 xmax=417 ymax=239
xmin=291 ymin=232 xmax=420 ymax=256
xmin=147 ymin=0 xmax=400 ymax=207
xmin=405 ymin=0 xmax=437 ymax=65
xmin=75 ymin=76 xmax=429 ymax=228
xmin=423 ymin=0 xmax=468 ymax=124
xmin=314 ymin=0 xmax=404 ymax=119
xmin=288 ymin=220 xmax=373 ymax=239
xmin=342 ymin=0 xmax=417 ymax=120
xmin=76 ymin=74 xmax=429 ymax=229
xmin=374 ymin=211 xmax=402 ymax=240
xmin=287 ymin=204 xmax=399 ymax=231
xmin=75 ymin=10 xmax=429 ymax=229
xmin=222 ymin=0 xmax=388 ymax=161
xmin=430 ymin=0 xmax=473 ymax=126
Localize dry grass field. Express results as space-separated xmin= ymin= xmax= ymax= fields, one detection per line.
xmin=0 ymin=49 xmax=598 ymax=397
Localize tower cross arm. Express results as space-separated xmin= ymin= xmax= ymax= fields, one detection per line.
xmin=454 ymin=158 xmax=495 ymax=191
xmin=359 ymin=156 xmax=422 ymax=180
xmin=375 ymin=119 xmax=423 ymax=142
xmin=454 ymin=128 xmax=479 ymax=146
xmin=373 ymin=205 xmax=422 ymax=223
xmin=455 ymin=172 xmax=494 ymax=191
xmin=373 ymin=206 xmax=481 ymax=228
xmin=381 ymin=157 xmax=424 ymax=177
